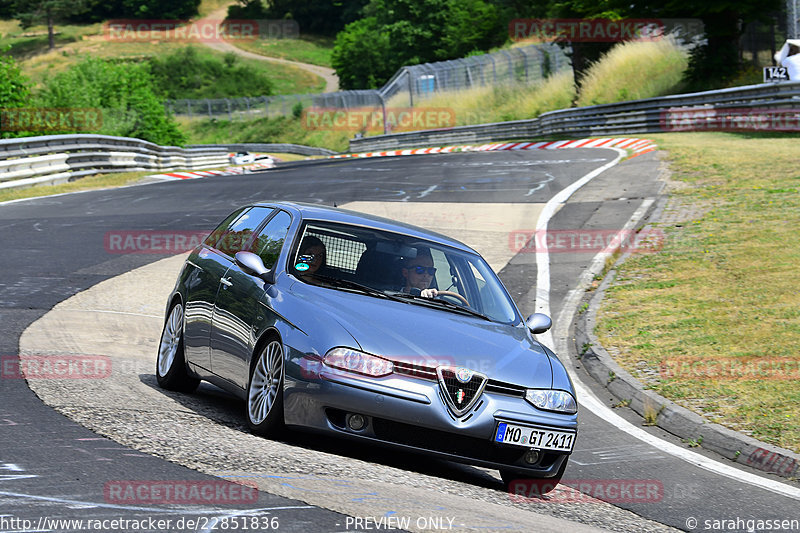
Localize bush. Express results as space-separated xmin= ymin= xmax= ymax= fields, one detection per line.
xmin=37 ymin=57 xmax=185 ymax=145
xmin=0 ymin=49 xmax=29 ymax=108
xmin=0 ymin=49 xmax=31 ymax=138
xmin=148 ymin=47 xmax=274 ymax=99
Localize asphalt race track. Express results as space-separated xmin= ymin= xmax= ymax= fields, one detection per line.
xmin=1 ymin=150 xmax=798 ymax=532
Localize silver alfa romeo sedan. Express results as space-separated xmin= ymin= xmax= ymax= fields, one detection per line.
xmin=156 ymin=201 xmax=577 ymax=490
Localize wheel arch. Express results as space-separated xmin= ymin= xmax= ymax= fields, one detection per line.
xmin=251 ymin=327 xmax=283 ymax=371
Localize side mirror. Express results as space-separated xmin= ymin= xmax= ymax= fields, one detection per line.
xmin=235 ymin=251 xmax=274 ymax=284
xmin=525 ymin=313 xmax=552 ymax=334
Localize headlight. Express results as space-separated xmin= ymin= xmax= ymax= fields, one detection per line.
xmin=323 ymin=348 xmax=393 ymax=377
xmin=525 ymin=389 xmax=578 ymax=414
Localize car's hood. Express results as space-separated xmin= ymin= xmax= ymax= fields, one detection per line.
xmin=290 ymin=282 xmax=553 ymax=388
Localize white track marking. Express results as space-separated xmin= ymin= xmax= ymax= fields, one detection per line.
xmin=533 ymin=150 xmax=627 ymax=317
xmin=533 ymin=148 xmax=800 ymax=501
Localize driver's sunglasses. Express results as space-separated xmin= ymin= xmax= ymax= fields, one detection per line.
xmin=411 ymin=265 xmax=437 ymax=275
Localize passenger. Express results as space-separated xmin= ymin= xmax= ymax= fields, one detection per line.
xmin=401 ymin=248 xmax=438 ymax=298
xmin=296 ymin=236 xmax=327 ymax=275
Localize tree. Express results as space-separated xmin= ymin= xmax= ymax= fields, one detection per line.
xmin=11 ymin=0 xmax=88 ymax=50
xmin=660 ymin=0 xmax=782 ymax=89
xmin=540 ymin=0 xmax=782 ymax=90
xmin=231 ymin=0 xmax=369 ymax=36
xmin=117 ymin=0 xmax=200 ymax=19
xmin=331 ymin=17 xmax=393 ymax=89
xmin=333 ymin=0 xmax=506 ymax=89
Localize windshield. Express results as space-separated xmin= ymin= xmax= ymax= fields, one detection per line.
xmin=290 ymin=220 xmax=520 ymax=324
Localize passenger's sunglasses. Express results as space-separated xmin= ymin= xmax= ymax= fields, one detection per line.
xmin=410 ymin=265 xmax=436 ymax=275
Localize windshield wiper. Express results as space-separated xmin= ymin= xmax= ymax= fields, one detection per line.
xmin=310 ymin=274 xmax=402 ymax=301
xmin=388 ymin=292 xmax=492 ymax=321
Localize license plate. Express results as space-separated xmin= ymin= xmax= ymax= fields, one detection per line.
xmin=495 ymin=422 xmax=575 ymax=452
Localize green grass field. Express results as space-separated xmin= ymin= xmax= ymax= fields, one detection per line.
xmin=232 ymin=34 xmax=335 ymax=67
xmin=596 ymin=132 xmax=800 ymax=453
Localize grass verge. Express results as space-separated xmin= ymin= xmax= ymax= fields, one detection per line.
xmin=596 ymin=132 xmax=800 ymax=453
xmin=178 ymin=116 xmax=350 ymax=152
xmin=0 ymin=171 xmax=155 ymax=204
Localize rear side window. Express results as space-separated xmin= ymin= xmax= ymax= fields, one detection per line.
xmin=205 ymin=207 xmax=274 ymax=257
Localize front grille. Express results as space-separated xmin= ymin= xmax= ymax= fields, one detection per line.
xmin=484 ymin=380 xmax=526 ymax=397
xmin=394 ymin=361 xmax=437 ymax=380
xmin=438 ymin=367 xmax=487 ymax=416
xmin=394 ymin=362 xmax=526 ymax=399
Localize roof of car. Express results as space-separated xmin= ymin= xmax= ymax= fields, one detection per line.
xmin=257 ymin=201 xmax=477 ymax=254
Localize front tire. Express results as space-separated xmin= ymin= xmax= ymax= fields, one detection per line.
xmin=156 ymin=302 xmax=200 ymax=393
xmin=246 ymin=339 xmax=285 ymax=436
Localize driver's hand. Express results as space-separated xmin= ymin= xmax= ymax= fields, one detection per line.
xmin=420 ymin=288 xmax=438 ymax=298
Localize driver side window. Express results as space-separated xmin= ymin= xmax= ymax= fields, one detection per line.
xmin=251 ymin=210 xmax=292 ymax=270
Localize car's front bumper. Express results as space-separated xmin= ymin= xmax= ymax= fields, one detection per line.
xmin=284 ymin=366 xmax=577 ymax=477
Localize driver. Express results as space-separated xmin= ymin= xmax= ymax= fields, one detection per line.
xmin=296 ymin=236 xmax=327 ymax=275
xmin=401 ymin=248 xmax=438 ymax=299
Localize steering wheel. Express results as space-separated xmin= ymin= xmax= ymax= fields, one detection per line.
xmin=436 ymin=290 xmax=470 ymax=307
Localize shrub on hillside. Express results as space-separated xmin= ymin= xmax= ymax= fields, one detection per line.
xmin=37 ymin=57 xmax=185 ymax=145
xmin=148 ymin=47 xmax=274 ymax=100
xmin=0 ymin=49 xmax=32 ymax=138
xmin=150 ymin=46 xmax=272 ymax=100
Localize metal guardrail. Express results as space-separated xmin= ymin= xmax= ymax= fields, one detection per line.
xmin=0 ymin=134 xmax=229 ymax=191
xmin=349 ymin=82 xmax=800 ymax=151
xmin=188 ymin=143 xmax=337 ymax=156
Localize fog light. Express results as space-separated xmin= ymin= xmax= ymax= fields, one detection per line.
xmin=523 ymin=449 xmax=541 ymax=465
xmin=347 ymin=413 xmax=366 ymax=431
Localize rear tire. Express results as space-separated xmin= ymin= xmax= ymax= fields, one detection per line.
xmin=500 ymin=456 xmax=568 ymax=496
xmin=246 ymin=339 xmax=285 ymax=436
xmin=156 ymin=302 xmax=200 ymax=393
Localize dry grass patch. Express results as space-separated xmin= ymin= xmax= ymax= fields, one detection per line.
xmin=577 ymin=38 xmax=688 ymax=106
xmin=0 ymin=171 xmax=153 ymax=204
xmin=596 ymin=132 xmax=800 ymax=452
xmin=389 ymin=70 xmax=576 ymax=126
